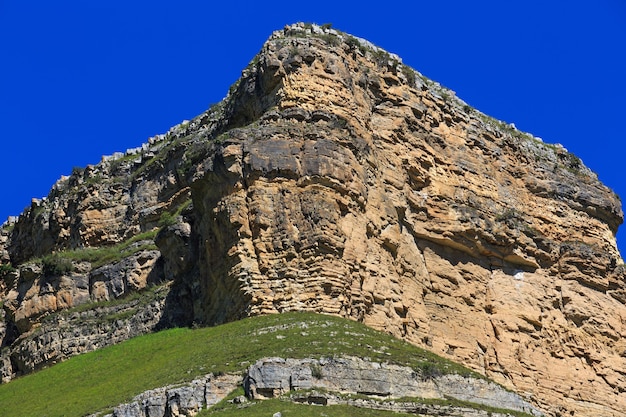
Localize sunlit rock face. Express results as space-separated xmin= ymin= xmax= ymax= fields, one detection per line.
xmin=186 ymin=24 xmax=625 ymax=416
xmin=1 ymin=23 xmax=624 ymax=416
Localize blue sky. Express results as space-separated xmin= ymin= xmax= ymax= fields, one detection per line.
xmin=1 ymin=1 xmax=625 ymax=254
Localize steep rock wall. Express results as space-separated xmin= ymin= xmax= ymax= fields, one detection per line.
xmin=186 ymin=24 xmax=625 ymax=416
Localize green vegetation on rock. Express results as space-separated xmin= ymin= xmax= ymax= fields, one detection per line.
xmin=0 ymin=263 xmax=16 ymax=276
xmin=44 ymin=282 xmax=168 ymax=323
xmin=34 ymin=229 xmax=158 ymax=273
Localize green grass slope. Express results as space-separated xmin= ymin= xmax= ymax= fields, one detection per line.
xmin=0 ymin=312 xmax=485 ymax=417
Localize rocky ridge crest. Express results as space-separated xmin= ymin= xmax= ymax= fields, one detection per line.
xmin=1 ymin=23 xmax=625 ymax=416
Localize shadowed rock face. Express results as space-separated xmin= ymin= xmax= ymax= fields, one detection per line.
xmin=0 ymin=23 xmax=625 ymax=416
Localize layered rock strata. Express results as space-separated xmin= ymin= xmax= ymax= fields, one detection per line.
xmin=1 ymin=23 xmax=624 ymax=416
xmin=246 ymin=357 xmax=541 ymax=416
xmin=186 ymin=24 xmax=626 ymax=416
xmin=101 ymin=373 xmax=240 ymax=417
xmin=1 ymin=283 xmax=171 ymax=382
xmin=97 ymin=357 xmax=540 ymax=417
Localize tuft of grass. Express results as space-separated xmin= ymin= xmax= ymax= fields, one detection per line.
xmin=158 ymin=211 xmax=177 ymax=227
xmin=309 ymin=362 xmax=323 ymax=379
xmin=0 ymin=312 xmax=485 ymax=417
xmin=0 ymin=263 xmax=16 ymax=276
xmin=42 ymin=253 xmax=74 ymax=276
xmin=1 ymin=222 xmax=15 ymax=233
xmin=400 ymin=65 xmax=417 ymax=87
xmin=159 ymin=198 xmax=193 ymax=227
xmin=345 ymin=35 xmax=368 ymax=55
xmin=128 ymin=133 xmax=195 ymax=182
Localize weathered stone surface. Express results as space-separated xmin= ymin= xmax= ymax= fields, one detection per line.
xmin=94 ymin=357 xmax=538 ymax=417
xmin=10 ymin=267 xmax=90 ymax=333
xmin=181 ymin=23 xmax=625 ymax=416
xmin=0 ymin=248 xmax=161 ymax=336
xmin=90 ymin=249 xmax=161 ymax=301
xmin=1 ymin=285 xmax=170 ymax=379
xmin=105 ymin=373 xmax=240 ymax=417
xmin=5 ymin=141 xmax=192 ymax=265
xmin=245 ymin=357 xmax=541 ymax=416
xmin=0 ymin=222 xmax=12 ymax=264
xmin=155 ymin=221 xmax=193 ymax=280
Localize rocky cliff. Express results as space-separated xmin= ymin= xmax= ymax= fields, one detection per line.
xmin=1 ymin=23 xmax=625 ymax=416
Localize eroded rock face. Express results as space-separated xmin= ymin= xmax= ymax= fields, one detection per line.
xmin=1 ymin=286 xmax=170 ymax=380
xmin=102 ymin=373 xmax=240 ymax=417
xmin=185 ymin=24 xmax=625 ymax=416
xmin=0 ymin=23 xmax=624 ymax=416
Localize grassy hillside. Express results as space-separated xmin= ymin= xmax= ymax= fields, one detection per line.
xmin=0 ymin=312 xmax=484 ymax=416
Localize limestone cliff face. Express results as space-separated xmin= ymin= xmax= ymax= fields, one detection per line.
xmin=1 ymin=23 xmax=625 ymax=416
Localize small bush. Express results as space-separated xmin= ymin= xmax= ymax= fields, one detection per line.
xmin=401 ymin=65 xmax=416 ymax=87
xmin=345 ymin=35 xmax=367 ymax=55
xmin=158 ymin=211 xmax=177 ymax=227
xmin=42 ymin=253 xmax=74 ymax=276
xmin=417 ymin=361 xmax=442 ymax=380
xmin=310 ymin=363 xmax=323 ymax=379
xmin=320 ymin=33 xmax=341 ymax=47
xmin=563 ymin=153 xmax=582 ymax=171
xmin=159 ymin=199 xmax=192 ymax=228
xmin=0 ymin=263 xmax=16 ymax=277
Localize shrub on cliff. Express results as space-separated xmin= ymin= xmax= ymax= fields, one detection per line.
xmin=0 ymin=263 xmax=16 ymax=277
xmin=42 ymin=253 xmax=74 ymax=276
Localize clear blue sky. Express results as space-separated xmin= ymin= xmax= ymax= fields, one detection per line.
xmin=1 ymin=1 xmax=625 ymax=254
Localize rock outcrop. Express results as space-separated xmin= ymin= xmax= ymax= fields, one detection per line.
xmin=1 ymin=23 xmax=624 ymax=416
xmin=246 ymin=357 xmax=542 ymax=416
xmin=97 ymin=356 xmax=540 ymax=417
xmin=101 ymin=373 xmax=240 ymax=417
xmin=1 ymin=282 xmax=171 ymax=382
